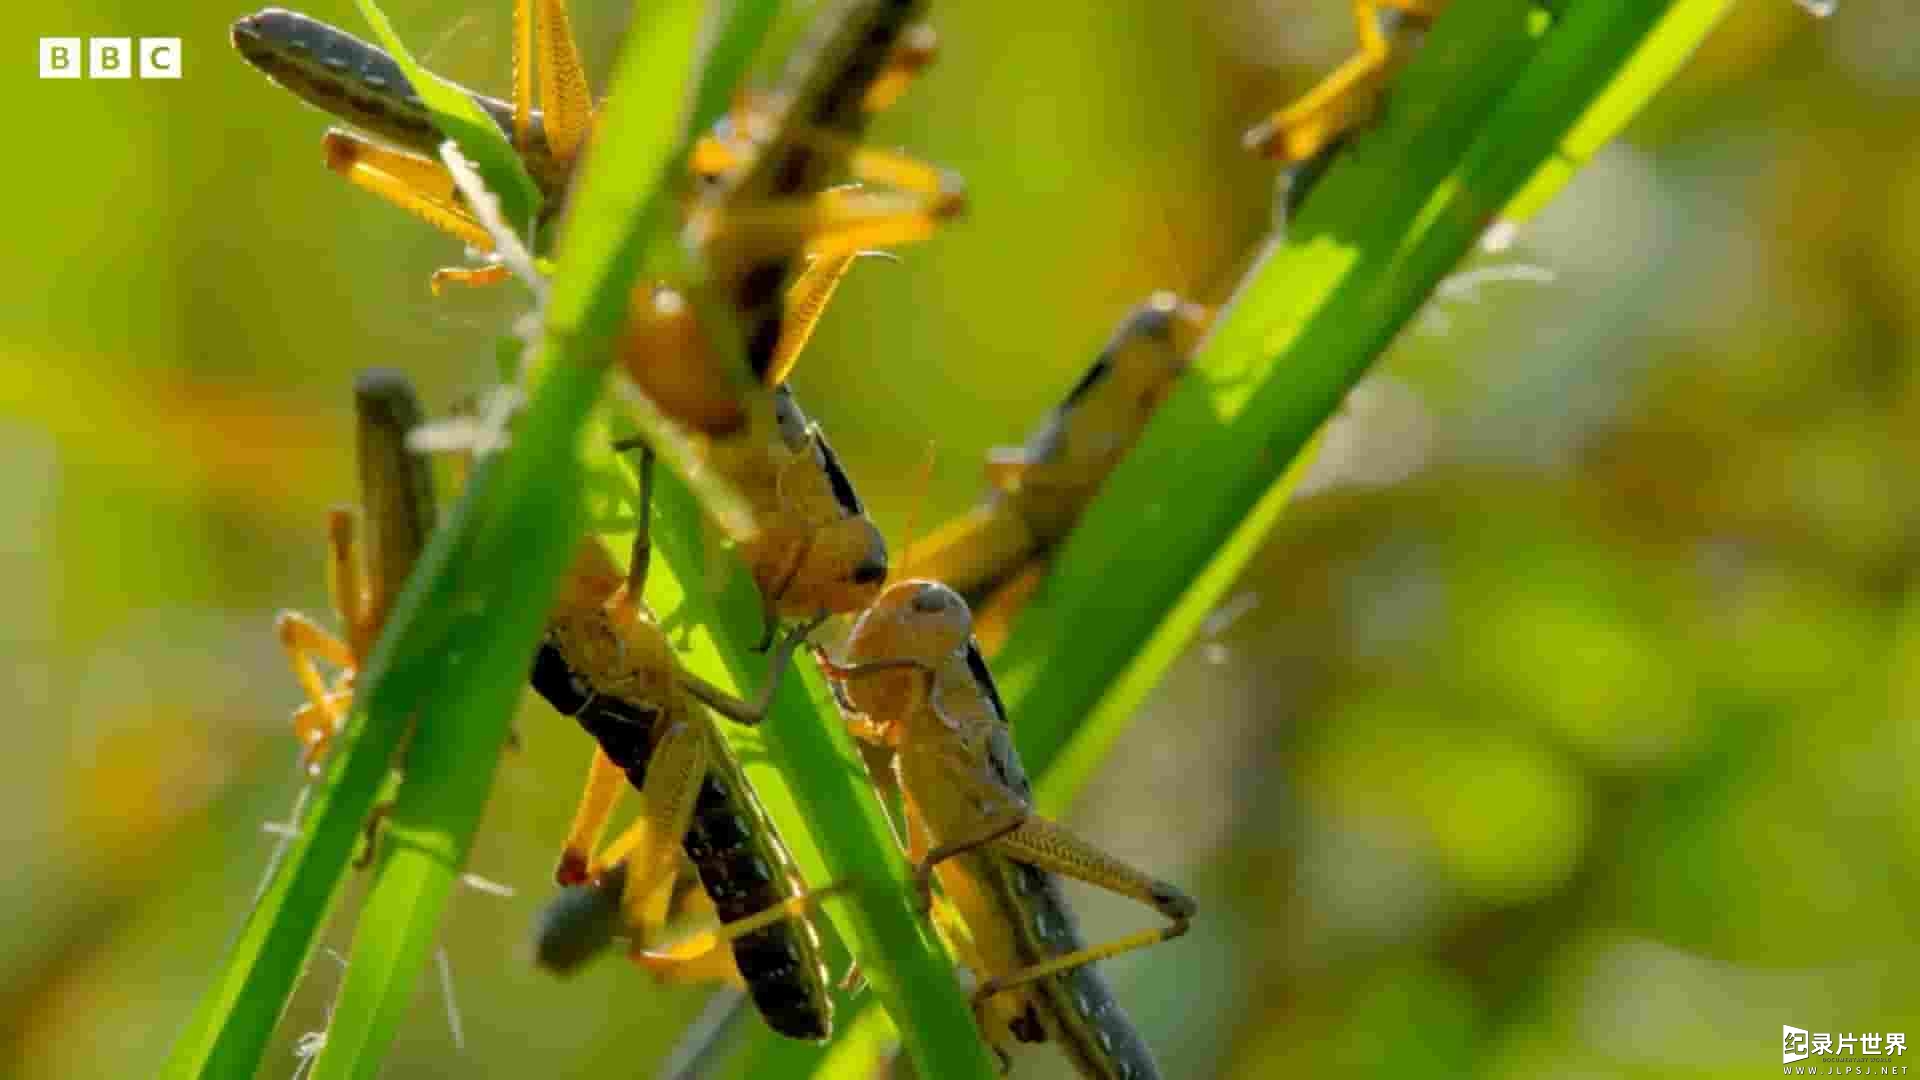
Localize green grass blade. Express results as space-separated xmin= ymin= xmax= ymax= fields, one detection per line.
xmin=164 ymin=379 xmax=532 ymax=1080
xmin=305 ymin=355 xmax=598 ymax=1080
xmin=307 ymin=3 xmax=719 ymax=1077
xmin=1031 ymin=426 xmax=1326 ymax=808
xmin=1502 ymin=0 xmax=1736 ymax=223
xmin=350 ymin=0 xmax=543 ymax=244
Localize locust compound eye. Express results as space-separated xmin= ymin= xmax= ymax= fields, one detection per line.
xmin=1131 ymin=293 xmax=1179 ymax=341
xmin=852 ymin=517 xmax=888 ymax=586
xmin=909 ymin=582 xmax=960 ymax=615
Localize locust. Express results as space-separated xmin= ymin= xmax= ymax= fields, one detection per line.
xmin=897 ymin=0 xmax=1453 ymax=650
xmin=526 ymin=517 xmax=840 ymax=1041
xmin=274 ymin=368 xmax=437 ymax=773
xmin=815 ymin=580 xmax=1195 ymax=1078
xmin=899 ymin=293 xmax=1212 ymax=653
xmin=229 ymin=0 xmax=961 ymax=395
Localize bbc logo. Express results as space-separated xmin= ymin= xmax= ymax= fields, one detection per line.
xmin=39 ymin=37 xmax=180 ymax=79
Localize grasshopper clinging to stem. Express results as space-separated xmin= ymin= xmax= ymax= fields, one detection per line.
xmin=526 ymin=504 xmax=842 ymax=1041
xmin=899 ymin=293 xmax=1213 ymax=654
xmin=274 ymin=368 xmax=437 ymax=773
xmin=816 ymin=580 xmax=1194 ymax=1078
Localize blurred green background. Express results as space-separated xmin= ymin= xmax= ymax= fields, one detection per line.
xmin=7 ymin=1 xmax=1915 ymax=1077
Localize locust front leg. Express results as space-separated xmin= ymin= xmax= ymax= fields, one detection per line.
xmin=676 ymin=616 xmax=825 ymax=728
xmin=321 ymin=131 xmax=508 ymax=292
xmin=711 ymin=161 xmax=967 ymax=278
xmin=593 ymin=715 xmax=711 ymax=950
xmin=696 ymin=134 xmax=966 ymax=363
xmin=274 ymin=611 xmax=355 ymax=772
xmin=612 ymin=433 xmax=837 ymax=672
xmin=273 ymin=508 xmax=371 ymax=772
xmin=811 ymin=652 xmax=1014 ymax=915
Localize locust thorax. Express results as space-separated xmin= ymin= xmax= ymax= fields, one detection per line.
xmin=730 ymin=387 xmax=888 ymax=617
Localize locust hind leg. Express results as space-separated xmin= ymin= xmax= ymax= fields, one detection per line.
xmin=967 ymin=816 xmax=1195 ymax=1006
xmin=741 ymin=158 xmax=966 ymax=263
xmin=589 ymin=713 xmax=709 ymax=930
xmin=518 ymin=0 xmax=596 ymax=166
xmin=536 ymin=846 xmax=841 ymax=1012
xmin=765 ymin=252 xmax=860 ymax=387
xmin=696 ymin=171 xmax=962 ymax=391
